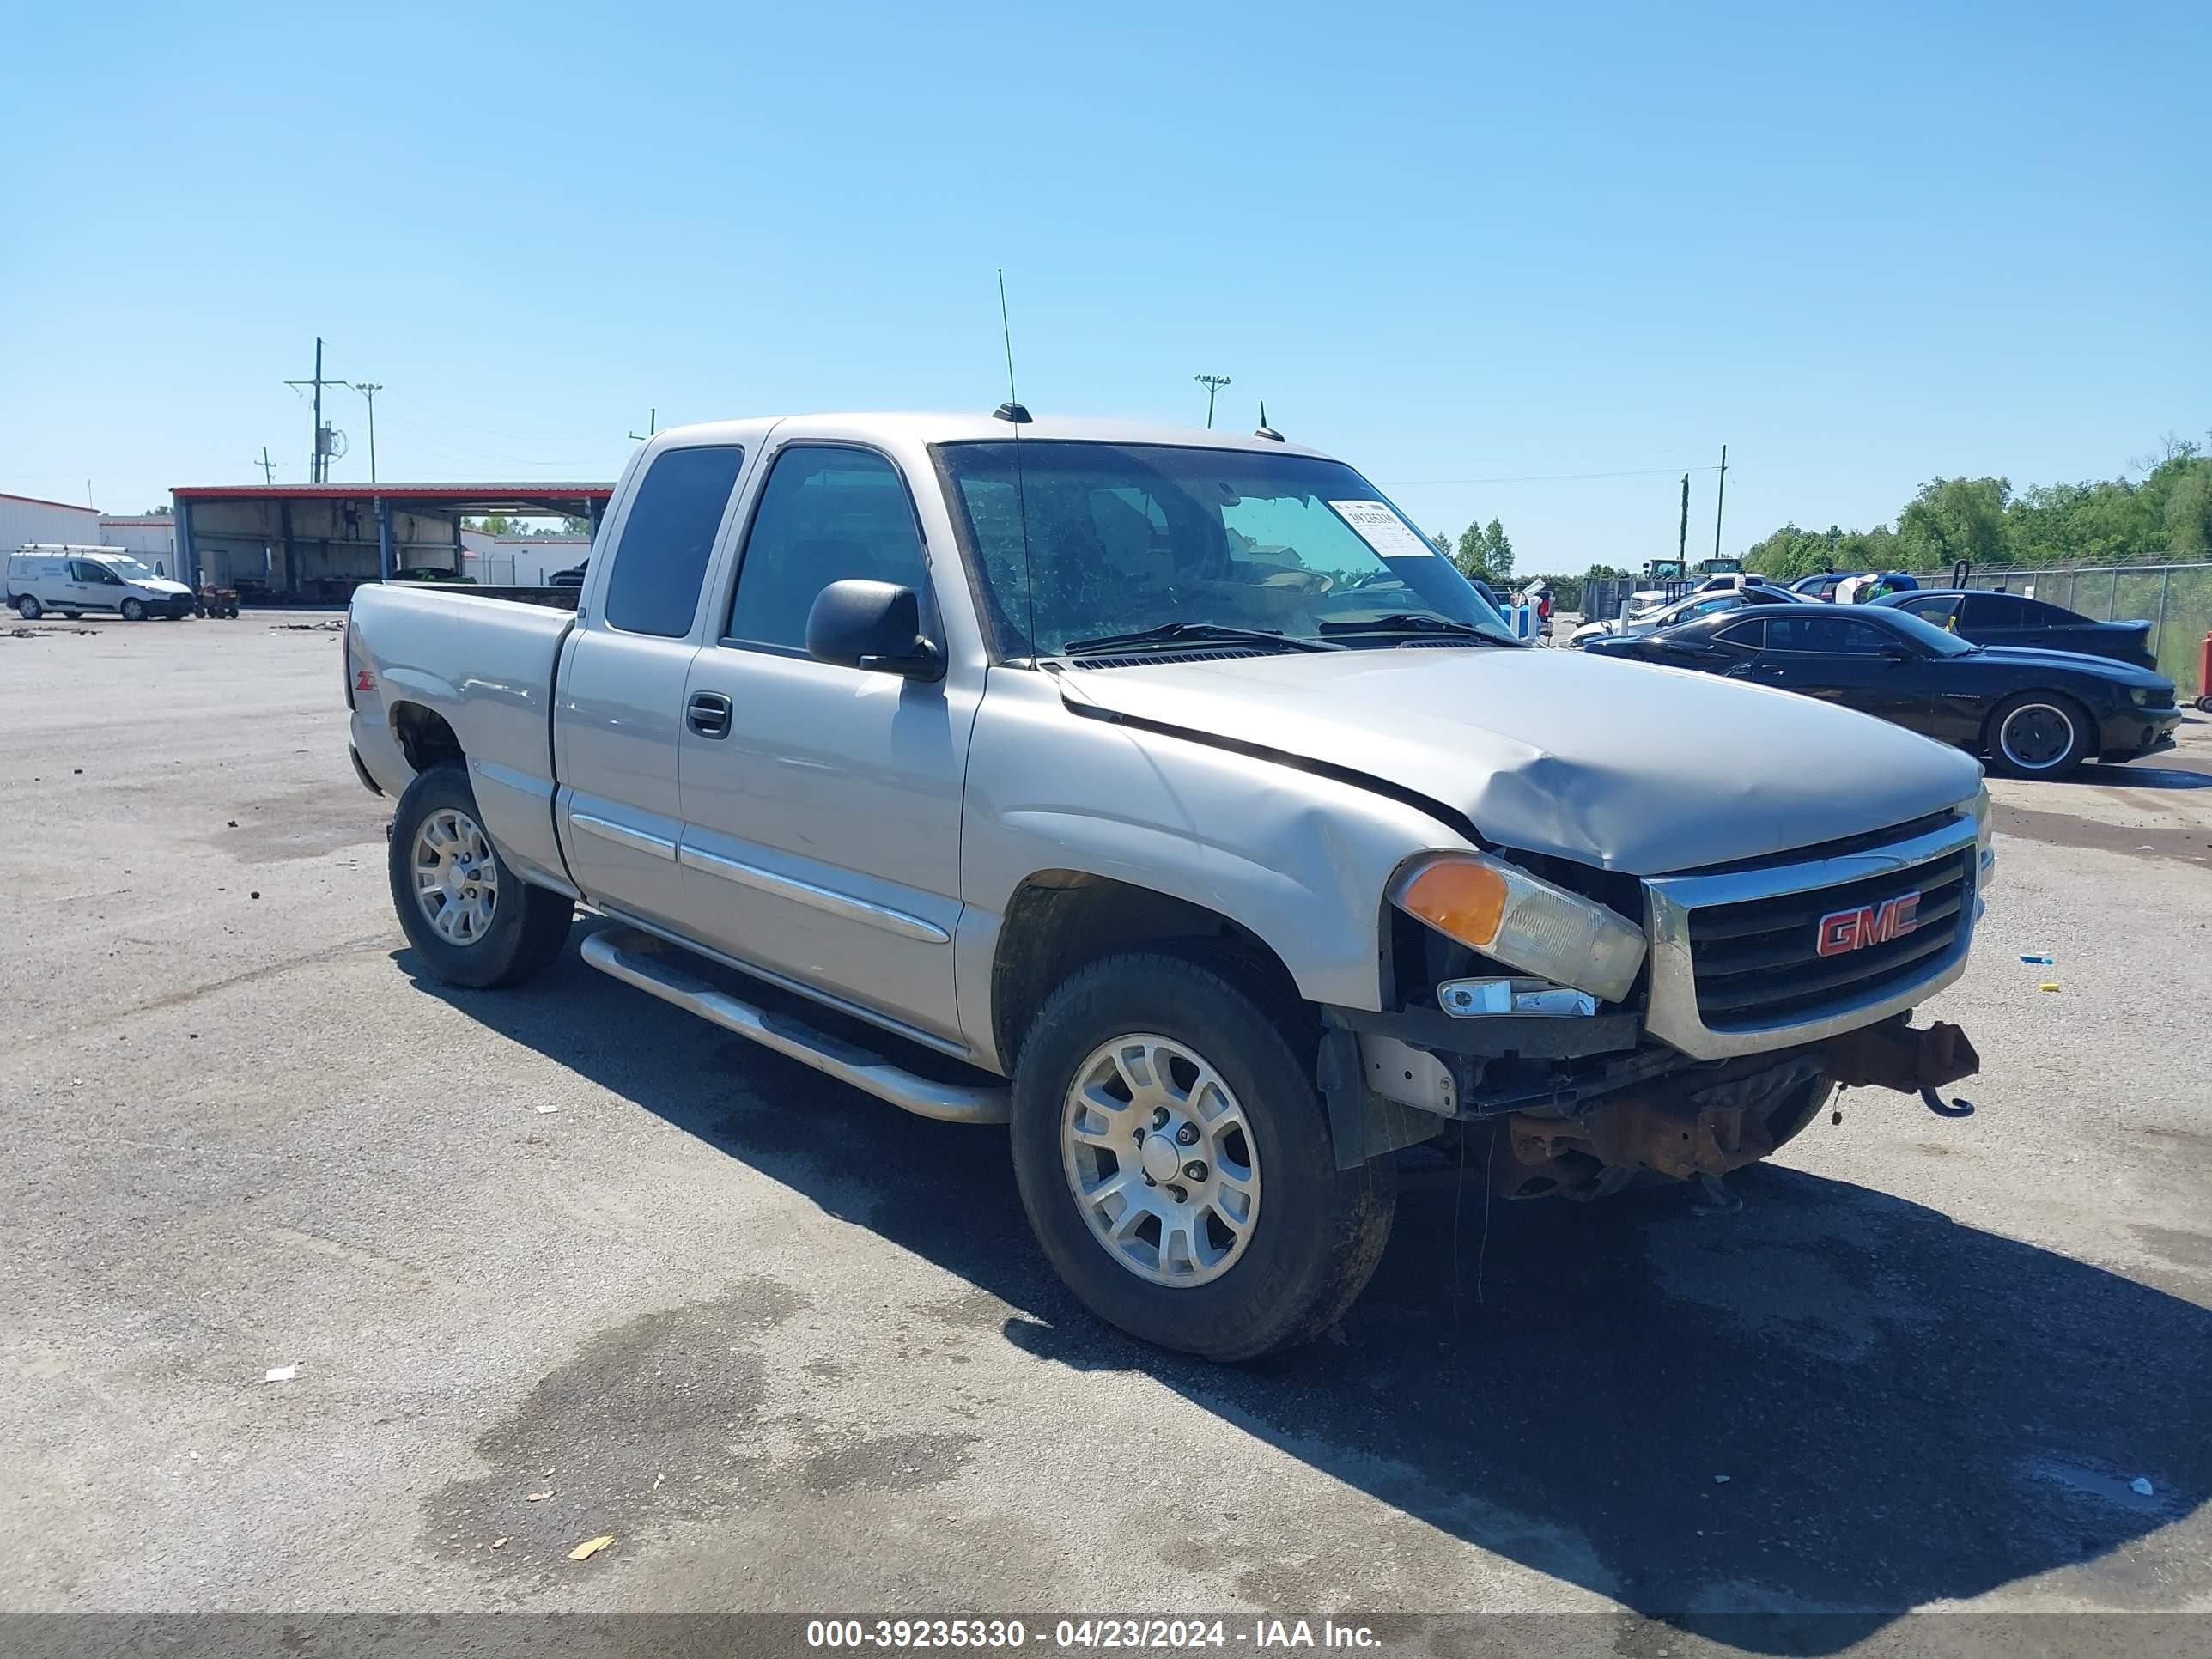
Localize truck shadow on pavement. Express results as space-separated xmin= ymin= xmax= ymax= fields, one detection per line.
xmin=405 ymin=929 xmax=2210 ymax=1653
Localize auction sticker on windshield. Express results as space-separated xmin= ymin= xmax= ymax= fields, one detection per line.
xmin=1328 ymin=500 xmax=1437 ymax=559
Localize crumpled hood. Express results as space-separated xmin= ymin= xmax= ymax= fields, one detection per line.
xmin=1056 ymin=646 xmax=1984 ymax=875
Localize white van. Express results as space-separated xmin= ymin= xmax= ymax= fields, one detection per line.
xmin=6 ymin=546 xmax=196 ymax=621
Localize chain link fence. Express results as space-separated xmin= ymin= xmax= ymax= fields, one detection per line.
xmin=1574 ymin=562 xmax=2209 ymax=696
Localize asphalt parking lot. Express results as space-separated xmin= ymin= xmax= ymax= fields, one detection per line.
xmin=3 ymin=615 xmax=2209 ymax=1654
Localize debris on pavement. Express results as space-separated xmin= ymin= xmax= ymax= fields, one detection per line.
xmin=264 ymin=1364 xmax=298 ymax=1382
xmin=1713 ymin=1474 xmax=1730 ymax=1484
xmin=534 ymin=1103 xmax=560 ymax=1115
xmin=2040 ymin=982 xmax=2062 ymax=993
xmin=2133 ymin=1477 xmax=2155 ymax=1496
xmin=568 ymin=1534 xmax=615 ymax=1561
xmin=526 ymin=1491 xmax=551 ymax=1502
xmin=2019 ymin=953 xmax=2055 ymax=965
xmin=491 ymin=1537 xmax=508 ymax=1549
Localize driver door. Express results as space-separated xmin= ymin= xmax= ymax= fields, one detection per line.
xmin=676 ymin=441 xmax=980 ymax=1044
xmin=1752 ymin=615 xmax=1923 ymax=730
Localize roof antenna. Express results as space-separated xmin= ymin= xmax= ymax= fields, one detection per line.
xmin=994 ymin=269 xmax=1030 ymax=424
xmin=994 ymin=269 xmax=1039 ymax=659
xmin=1254 ymin=400 xmax=1283 ymax=442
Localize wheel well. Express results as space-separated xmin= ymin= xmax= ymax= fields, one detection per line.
xmin=391 ymin=702 xmax=465 ymax=775
xmin=990 ymin=872 xmax=1304 ymax=1070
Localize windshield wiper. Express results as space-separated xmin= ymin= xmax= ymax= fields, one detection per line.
xmin=1058 ymin=622 xmax=1340 ymax=656
xmin=1317 ymin=612 xmax=1516 ymax=643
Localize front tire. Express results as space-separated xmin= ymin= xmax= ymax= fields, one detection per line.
xmin=387 ymin=763 xmax=573 ymax=988
xmin=1009 ymin=952 xmax=1396 ymax=1361
xmin=1985 ymin=691 xmax=2091 ymax=779
xmin=121 ymin=598 xmax=146 ymax=622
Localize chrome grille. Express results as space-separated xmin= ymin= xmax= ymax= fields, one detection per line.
xmin=1688 ymin=848 xmax=1973 ymax=1027
xmin=1642 ymin=811 xmax=1983 ymax=1061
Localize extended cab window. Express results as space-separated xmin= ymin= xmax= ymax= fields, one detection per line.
xmin=726 ymin=446 xmax=929 ymax=651
xmin=601 ymin=445 xmax=745 ymax=637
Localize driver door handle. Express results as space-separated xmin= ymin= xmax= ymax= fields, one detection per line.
xmin=686 ymin=691 xmax=732 ymax=739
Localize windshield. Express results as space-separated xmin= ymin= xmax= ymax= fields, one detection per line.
xmin=1880 ymin=606 xmax=1981 ymax=658
xmin=935 ymin=441 xmax=1513 ymax=655
xmin=103 ymin=556 xmax=159 ymax=581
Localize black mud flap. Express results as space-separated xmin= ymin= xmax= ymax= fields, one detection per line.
xmin=1318 ymin=1021 xmax=1439 ymax=1170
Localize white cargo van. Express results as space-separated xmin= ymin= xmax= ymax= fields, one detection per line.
xmin=6 ymin=546 xmax=196 ymax=621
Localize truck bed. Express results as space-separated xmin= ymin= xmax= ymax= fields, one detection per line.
xmin=388 ymin=580 xmax=580 ymax=611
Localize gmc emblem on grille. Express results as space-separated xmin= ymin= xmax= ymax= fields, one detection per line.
xmin=1816 ymin=892 xmax=1920 ymax=957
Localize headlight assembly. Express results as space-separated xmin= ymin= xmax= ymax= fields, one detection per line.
xmin=1390 ymin=853 xmax=1647 ymax=1005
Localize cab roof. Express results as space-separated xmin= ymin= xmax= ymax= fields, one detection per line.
xmin=645 ymin=410 xmax=1334 ymax=460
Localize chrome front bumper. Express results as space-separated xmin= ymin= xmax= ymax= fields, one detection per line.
xmin=1643 ymin=813 xmax=1987 ymax=1061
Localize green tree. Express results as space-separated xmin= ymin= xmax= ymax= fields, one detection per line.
xmin=1455 ymin=520 xmax=1488 ymax=574
xmin=1452 ymin=518 xmax=1516 ymax=583
xmin=1895 ymin=477 xmax=2010 ymax=568
xmin=1431 ymin=531 xmax=1452 ymax=556
xmin=1480 ymin=519 xmax=1514 ymax=580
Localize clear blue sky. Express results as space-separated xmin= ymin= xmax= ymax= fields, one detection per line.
xmin=4 ymin=0 xmax=2206 ymax=570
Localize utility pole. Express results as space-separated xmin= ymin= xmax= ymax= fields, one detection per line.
xmin=629 ymin=407 xmax=657 ymax=441
xmin=1678 ymin=473 xmax=1690 ymax=565
xmin=255 ymin=447 xmax=275 ymax=484
xmin=284 ymin=337 xmax=332 ymax=483
xmin=1193 ymin=374 xmax=1231 ymax=429
xmin=1711 ymin=443 xmax=1729 ymax=563
xmin=353 ymin=384 xmax=384 ymax=483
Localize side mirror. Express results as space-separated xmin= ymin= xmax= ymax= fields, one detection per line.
xmin=805 ymin=580 xmax=945 ymax=681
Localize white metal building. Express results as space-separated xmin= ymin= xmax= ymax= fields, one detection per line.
xmin=465 ymin=535 xmax=591 ymax=586
xmin=0 ymin=491 xmax=101 ymax=551
xmin=96 ymin=514 xmax=178 ymax=573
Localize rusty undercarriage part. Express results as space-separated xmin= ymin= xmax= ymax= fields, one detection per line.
xmin=1492 ymin=1019 xmax=1982 ymax=1200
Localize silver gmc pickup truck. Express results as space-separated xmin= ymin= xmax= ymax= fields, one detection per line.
xmin=346 ymin=410 xmax=1992 ymax=1359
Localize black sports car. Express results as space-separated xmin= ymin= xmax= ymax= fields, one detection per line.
xmin=1583 ymin=601 xmax=2180 ymax=778
xmin=1871 ymin=587 xmax=2158 ymax=670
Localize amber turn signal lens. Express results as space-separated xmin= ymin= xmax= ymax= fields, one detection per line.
xmin=1400 ymin=860 xmax=1508 ymax=947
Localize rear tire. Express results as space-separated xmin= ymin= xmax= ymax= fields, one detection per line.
xmin=15 ymin=597 xmax=42 ymax=620
xmin=1009 ymin=951 xmax=1396 ymax=1361
xmin=388 ymin=762 xmax=573 ymax=988
xmin=1984 ymin=691 xmax=2091 ymax=779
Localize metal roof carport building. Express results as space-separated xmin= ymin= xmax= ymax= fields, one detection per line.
xmin=167 ymin=483 xmax=611 ymax=603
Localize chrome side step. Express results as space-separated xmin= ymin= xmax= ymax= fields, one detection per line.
xmin=580 ymin=926 xmax=1011 ymax=1126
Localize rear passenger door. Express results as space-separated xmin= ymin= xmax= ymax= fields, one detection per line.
xmin=677 ymin=442 xmax=979 ymax=1043
xmin=554 ymin=442 xmax=750 ymax=932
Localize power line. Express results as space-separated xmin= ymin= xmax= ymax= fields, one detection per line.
xmin=351 ymin=384 xmax=384 ymax=484
xmin=1378 ymin=464 xmax=1726 ymax=487
xmin=281 ymin=337 xmax=334 ymax=483
xmin=1193 ymin=374 xmax=1231 ymax=429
